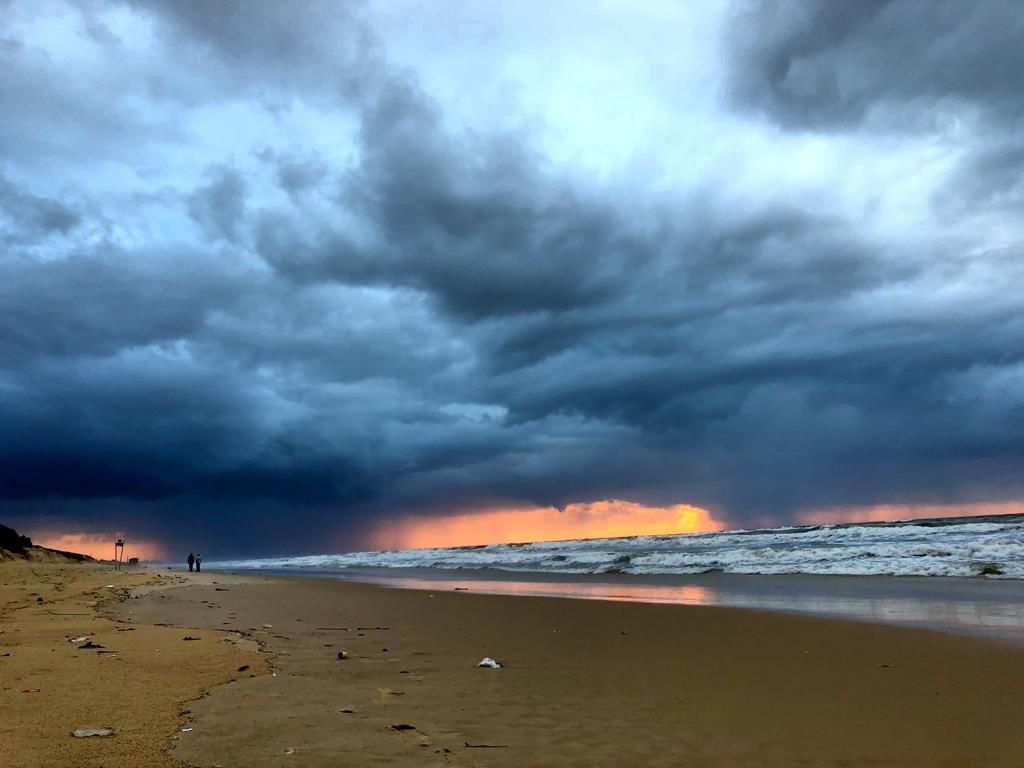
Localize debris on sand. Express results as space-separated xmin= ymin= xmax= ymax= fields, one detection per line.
xmin=182 ymin=636 xmax=201 ymax=641
xmin=337 ymin=651 xmax=348 ymax=659
xmin=391 ymin=723 xmax=416 ymax=731
xmin=69 ymin=636 xmax=89 ymax=643
xmin=79 ymin=641 xmax=105 ymax=649
xmin=72 ymin=728 xmax=115 ymax=737
xmin=477 ymin=657 xmax=502 ymax=669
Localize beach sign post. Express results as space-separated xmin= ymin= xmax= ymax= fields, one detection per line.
xmin=114 ymin=535 xmax=125 ymax=570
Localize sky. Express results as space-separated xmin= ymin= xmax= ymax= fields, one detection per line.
xmin=2 ymin=0 xmax=1023 ymax=560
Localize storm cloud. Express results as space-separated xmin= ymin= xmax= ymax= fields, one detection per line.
xmin=1 ymin=0 xmax=1022 ymax=556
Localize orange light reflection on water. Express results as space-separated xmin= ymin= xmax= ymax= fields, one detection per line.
xmin=344 ymin=575 xmax=715 ymax=607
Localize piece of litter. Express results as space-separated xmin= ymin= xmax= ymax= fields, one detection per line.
xmin=180 ymin=727 xmax=193 ymax=732
xmin=79 ymin=641 xmax=105 ymax=649
xmin=284 ymin=747 xmax=295 ymax=755
xmin=72 ymin=728 xmax=115 ymax=738
xmin=339 ymin=708 xmax=355 ymax=714
xmin=477 ymin=657 xmax=502 ymax=669
xmin=105 ymin=585 xmax=115 ymax=588
xmin=21 ymin=688 xmax=40 ymax=693
xmin=69 ymin=636 xmax=89 ymax=643
xmin=337 ymin=651 xmax=348 ymax=659
xmin=262 ymin=623 xmax=273 ymax=628
xmin=182 ymin=636 xmax=201 ymax=641
xmin=464 ymin=742 xmax=509 ymax=749
xmin=391 ymin=723 xmax=416 ymax=731
xmin=237 ymin=664 xmax=250 ymax=672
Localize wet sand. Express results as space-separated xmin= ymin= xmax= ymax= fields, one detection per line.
xmin=268 ymin=566 xmax=1024 ymax=642
xmin=5 ymin=562 xmax=1024 ymax=767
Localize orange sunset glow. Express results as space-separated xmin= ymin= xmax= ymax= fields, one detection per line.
xmin=798 ymin=500 xmax=1024 ymax=526
xmin=366 ymin=499 xmax=724 ymax=550
xmin=30 ymin=532 xmax=168 ymax=562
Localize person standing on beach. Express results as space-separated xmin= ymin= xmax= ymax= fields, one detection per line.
xmin=195 ymin=553 xmax=202 ymax=572
xmin=187 ymin=552 xmax=195 ymax=572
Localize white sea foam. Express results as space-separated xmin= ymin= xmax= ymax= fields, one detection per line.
xmin=212 ymin=515 xmax=1024 ymax=579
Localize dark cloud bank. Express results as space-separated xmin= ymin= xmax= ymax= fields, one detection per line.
xmin=1 ymin=0 xmax=1022 ymax=556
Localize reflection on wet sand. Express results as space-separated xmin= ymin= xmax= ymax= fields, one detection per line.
xmin=323 ymin=570 xmax=1024 ymax=643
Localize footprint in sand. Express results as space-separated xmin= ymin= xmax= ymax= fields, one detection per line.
xmin=390 ymin=723 xmax=432 ymax=747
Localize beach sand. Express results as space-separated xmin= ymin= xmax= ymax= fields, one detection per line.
xmin=4 ymin=562 xmax=1024 ymax=767
xmin=0 ymin=562 xmax=264 ymax=768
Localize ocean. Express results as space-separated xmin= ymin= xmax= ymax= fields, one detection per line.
xmin=215 ymin=513 xmax=1024 ymax=579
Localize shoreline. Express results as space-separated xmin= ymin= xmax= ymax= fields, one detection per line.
xmin=207 ymin=565 xmax=1024 ymax=644
xmin=7 ymin=561 xmax=1024 ymax=766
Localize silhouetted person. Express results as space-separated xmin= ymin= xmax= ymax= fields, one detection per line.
xmin=187 ymin=552 xmax=195 ymax=572
xmin=195 ymin=553 xmax=202 ymax=572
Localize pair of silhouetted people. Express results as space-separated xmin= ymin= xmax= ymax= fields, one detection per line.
xmin=187 ymin=552 xmax=202 ymax=572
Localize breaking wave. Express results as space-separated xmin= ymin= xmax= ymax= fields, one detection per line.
xmin=213 ymin=514 xmax=1024 ymax=579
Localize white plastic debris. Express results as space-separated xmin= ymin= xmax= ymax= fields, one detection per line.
xmin=180 ymin=727 xmax=193 ymax=732
xmin=72 ymin=728 xmax=115 ymax=738
xmin=477 ymin=657 xmax=502 ymax=669
xmin=69 ymin=636 xmax=89 ymax=643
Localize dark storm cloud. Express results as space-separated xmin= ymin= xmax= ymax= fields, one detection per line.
xmin=933 ymin=140 xmax=1024 ymax=214
xmin=727 ymin=0 xmax=1024 ymax=129
xmin=255 ymin=78 xmax=651 ymax=319
xmin=0 ymin=247 xmax=242 ymax=362
xmin=1 ymin=0 xmax=1022 ymax=556
xmin=126 ymin=0 xmax=382 ymax=102
xmin=0 ymin=176 xmax=80 ymax=239
xmin=188 ymin=166 xmax=248 ymax=242
xmin=727 ymin=0 xmax=1024 ymax=215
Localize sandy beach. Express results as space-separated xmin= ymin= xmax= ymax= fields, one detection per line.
xmin=4 ymin=562 xmax=1024 ymax=767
